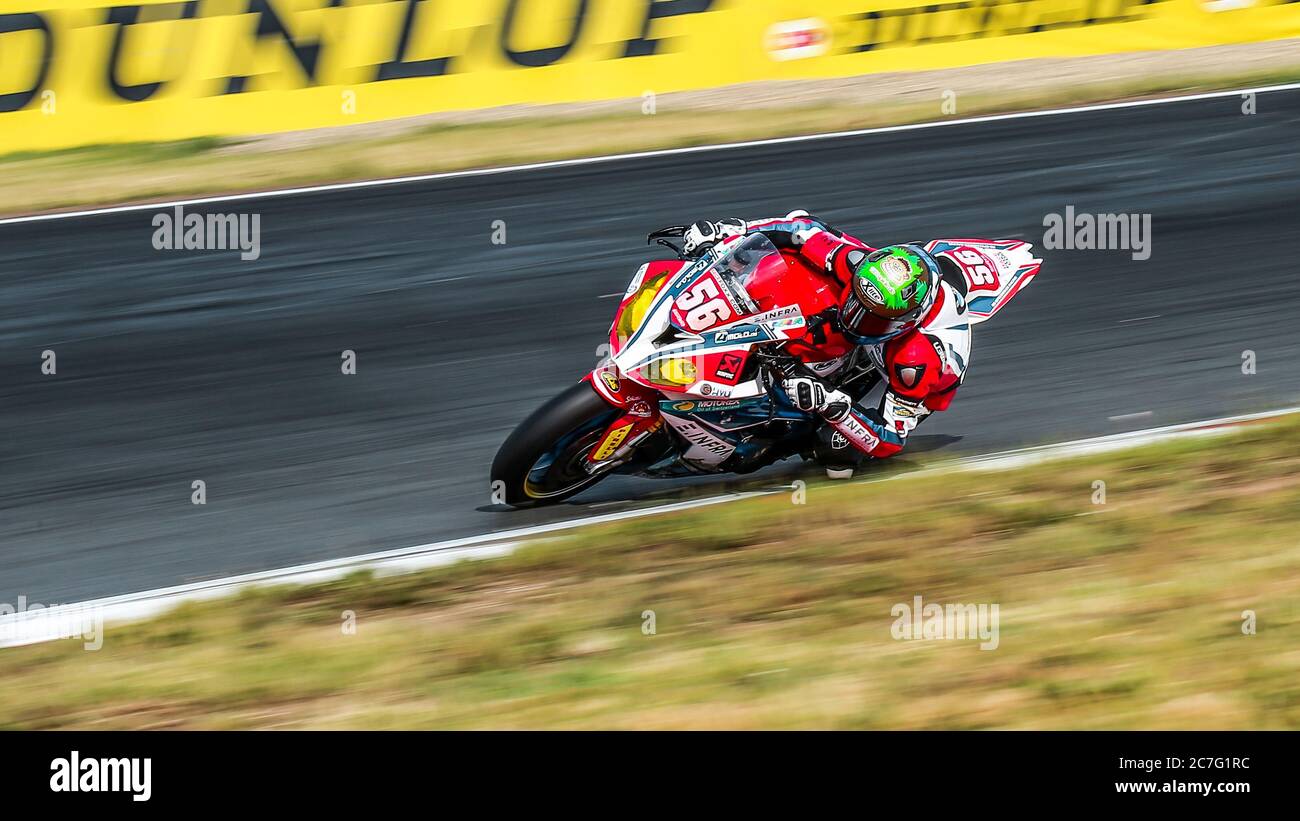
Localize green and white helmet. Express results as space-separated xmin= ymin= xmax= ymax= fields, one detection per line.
xmin=839 ymin=244 xmax=941 ymax=343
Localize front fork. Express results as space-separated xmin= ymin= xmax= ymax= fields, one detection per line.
xmin=582 ymin=364 xmax=663 ymax=473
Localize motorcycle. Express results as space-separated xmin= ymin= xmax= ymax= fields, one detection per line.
xmin=490 ymin=225 xmax=1040 ymax=507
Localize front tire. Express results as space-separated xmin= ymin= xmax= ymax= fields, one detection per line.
xmin=490 ymin=381 xmax=622 ymax=508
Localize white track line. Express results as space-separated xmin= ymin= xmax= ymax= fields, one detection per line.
xmin=2 ymin=405 xmax=1296 ymax=649
xmin=2 ymin=82 xmax=1297 ymax=227
xmin=961 ymin=405 xmax=1300 ymax=470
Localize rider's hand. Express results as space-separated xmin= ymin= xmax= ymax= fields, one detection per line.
xmin=782 ymin=376 xmax=852 ymax=421
xmin=682 ymin=218 xmax=745 ymax=256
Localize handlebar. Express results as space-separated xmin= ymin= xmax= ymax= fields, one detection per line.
xmin=754 ymin=346 xmax=882 ymax=413
xmin=646 ymin=225 xmax=689 ymax=259
xmin=753 ymin=348 xmax=808 ymax=397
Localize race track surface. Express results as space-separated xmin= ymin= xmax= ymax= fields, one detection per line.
xmin=3 ymin=89 xmax=1299 ymax=603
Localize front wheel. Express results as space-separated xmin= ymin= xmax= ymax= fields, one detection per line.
xmin=490 ymin=381 xmax=622 ymax=508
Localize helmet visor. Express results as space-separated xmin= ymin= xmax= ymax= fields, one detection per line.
xmin=839 ymin=244 xmax=939 ymax=343
xmin=839 ymin=291 xmax=921 ymax=342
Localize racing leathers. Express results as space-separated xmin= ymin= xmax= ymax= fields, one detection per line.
xmin=685 ymin=212 xmax=970 ymax=466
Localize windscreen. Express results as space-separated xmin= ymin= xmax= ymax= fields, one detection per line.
xmin=705 ymin=233 xmax=777 ymax=314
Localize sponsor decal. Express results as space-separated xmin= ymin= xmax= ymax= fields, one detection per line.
xmin=700 ymin=384 xmax=713 ymax=395
xmin=3 ymin=0 xmax=1286 ymax=155
xmin=715 ymin=352 xmax=745 ymax=381
xmin=599 ymin=371 xmax=621 ymax=393
xmin=0 ymin=0 xmax=721 ymax=152
xmin=674 ymin=420 xmax=735 ymax=459
xmin=830 ymin=431 xmax=849 ymax=450
xmin=627 ymin=399 xmax=653 ymax=418
xmin=763 ymin=18 xmax=832 ymax=61
xmin=890 ymin=402 xmax=919 ymax=419
xmin=769 ymin=316 xmax=807 ymax=332
xmin=665 ymin=399 xmax=745 ymax=413
xmin=840 ymin=415 xmax=880 ymax=449
xmin=712 ymin=327 xmax=763 ymax=344
xmin=715 ymin=273 xmax=754 ymax=316
xmin=929 ymin=337 xmax=948 ymax=368
xmin=1202 ymin=0 xmax=1256 ymax=10
xmin=592 ymin=422 xmax=633 ymax=461
xmin=749 ymin=305 xmax=801 ymax=323
xmin=839 ymin=0 xmax=1176 ymax=54
xmin=696 ymin=400 xmax=744 ymax=411
xmin=884 ymin=392 xmax=928 ymax=431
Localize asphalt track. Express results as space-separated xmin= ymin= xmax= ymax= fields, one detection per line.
xmin=3 ymin=89 xmax=1299 ymax=604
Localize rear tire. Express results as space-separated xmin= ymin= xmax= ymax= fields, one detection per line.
xmin=490 ymin=381 xmax=621 ymax=508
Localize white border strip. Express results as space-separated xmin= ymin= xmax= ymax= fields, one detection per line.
xmin=2 ymin=405 xmax=1295 ymax=648
xmin=2 ymin=82 xmax=1296 ymax=227
xmin=960 ymin=405 xmax=1300 ymax=470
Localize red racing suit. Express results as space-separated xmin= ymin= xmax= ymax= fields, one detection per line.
xmin=738 ymin=215 xmax=968 ymax=461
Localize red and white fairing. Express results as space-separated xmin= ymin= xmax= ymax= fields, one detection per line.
xmin=581 ymin=228 xmax=1041 ymax=469
xmin=583 ymin=235 xmax=812 ymax=467
xmin=926 ymin=238 xmax=1042 ymax=325
xmin=598 ymin=234 xmax=809 ymax=400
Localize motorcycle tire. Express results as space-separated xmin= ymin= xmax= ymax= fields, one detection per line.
xmin=490 ymin=381 xmax=622 ymax=508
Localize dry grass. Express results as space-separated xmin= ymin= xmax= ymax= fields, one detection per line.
xmin=2 ymin=416 xmax=1298 ymax=729
xmin=5 ymin=59 xmax=1299 ymax=218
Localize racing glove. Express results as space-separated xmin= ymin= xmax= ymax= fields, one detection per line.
xmin=784 ymin=376 xmax=906 ymax=460
xmin=682 ymin=218 xmax=746 ymax=256
xmin=782 ymin=376 xmax=853 ymax=422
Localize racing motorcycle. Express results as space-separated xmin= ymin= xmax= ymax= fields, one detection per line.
xmin=490 ymin=226 xmax=1040 ymax=507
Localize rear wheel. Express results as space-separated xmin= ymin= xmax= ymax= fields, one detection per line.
xmin=490 ymin=381 xmax=622 ymax=508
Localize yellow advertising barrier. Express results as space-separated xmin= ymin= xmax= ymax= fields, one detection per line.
xmin=1 ymin=0 xmax=1298 ymax=152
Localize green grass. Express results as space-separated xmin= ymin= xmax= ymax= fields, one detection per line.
xmin=3 ymin=415 xmax=1299 ymax=729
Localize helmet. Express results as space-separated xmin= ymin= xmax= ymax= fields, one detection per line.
xmin=839 ymin=244 xmax=940 ymax=343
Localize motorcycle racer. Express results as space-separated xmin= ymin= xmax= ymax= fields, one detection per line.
xmin=493 ymin=210 xmax=1037 ymax=507
xmin=682 ymin=211 xmax=971 ymax=476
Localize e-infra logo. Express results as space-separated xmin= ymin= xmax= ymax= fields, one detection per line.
xmin=50 ymin=751 xmax=151 ymax=802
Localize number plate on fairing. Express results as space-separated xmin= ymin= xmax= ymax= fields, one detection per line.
xmin=670 ymin=269 xmax=755 ymax=333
